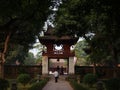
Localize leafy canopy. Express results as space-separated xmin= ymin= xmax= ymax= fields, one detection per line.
xmin=55 ymin=0 xmax=120 ymax=65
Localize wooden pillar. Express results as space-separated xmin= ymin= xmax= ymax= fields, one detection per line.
xmin=69 ymin=57 xmax=75 ymax=74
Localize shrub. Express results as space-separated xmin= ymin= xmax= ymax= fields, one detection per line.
xmin=17 ymin=73 xmax=31 ymax=86
xmin=65 ymin=75 xmax=77 ymax=81
xmin=45 ymin=76 xmax=50 ymax=81
xmin=104 ymin=78 xmax=120 ymax=90
xmin=70 ymin=81 xmax=88 ymax=90
xmin=29 ymin=78 xmax=38 ymax=84
xmin=28 ymin=79 xmax=48 ymax=90
xmin=83 ymin=73 xmax=97 ymax=87
xmin=0 ymin=78 xmax=9 ymax=90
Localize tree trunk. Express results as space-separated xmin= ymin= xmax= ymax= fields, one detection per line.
xmin=0 ymin=32 xmax=11 ymax=78
xmin=112 ymin=50 xmax=118 ymax=78
xmin=93 ymin=62 xmax=96 ymax=75
xmin=110 ymin=45 xmax=118 ymax=78
xmin=0 ymin=62 xmax=4 ymax=78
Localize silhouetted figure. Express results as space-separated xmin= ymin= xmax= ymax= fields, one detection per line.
xmin=57 ymin=66 xmax=60 ymax=74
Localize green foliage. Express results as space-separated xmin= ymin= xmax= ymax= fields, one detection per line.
xmin=55 ymin=0 xmax=120 ymax=68
xmin=29 ymin=78 xmax=38 ymax=84
xmin=75 ymin=40 xmax=90 ymax=65
xmin=65 ymin=75 xmax=78 ymax=82
xmin=17 ymin=74 xmax=31 ymax=86
xmin=104 ymin=78 xmax=120 ymax=90
xmin=0 ymin=78 xmax=9 ymax=90
xmin=70 ymin=81 xmax=88 ymax=90
xmin=5 ymin=44 xmax=27 ymax=64
xmin=28 ymin=79 xmax=48 ymax=90
xmin=35 ymin=57 xmax=42 ymax=65
xmin=24 ymin=52 xmax=36 ymax=65
xmin=83 ymin=73 xmax=97 ymax=87
xmin=0 ymin=0 xmax=52 ymax=63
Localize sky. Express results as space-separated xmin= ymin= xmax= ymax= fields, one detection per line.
xmin=29 ymin=39 xmax=40 ymax=57
xmin=29 ymin=48 xmax=39 ymax=56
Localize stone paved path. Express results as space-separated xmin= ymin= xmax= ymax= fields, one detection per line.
xmin=42 ymin=75 xmax=73 ymax=90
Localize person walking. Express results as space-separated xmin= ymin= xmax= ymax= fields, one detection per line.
xmin=54 ymin=70 xmax=59 ymax=83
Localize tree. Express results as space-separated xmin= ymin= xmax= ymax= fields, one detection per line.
xmin=55 ymin=0 xmax=120 ymax=77
xmin=75 ymin=39 xmax=89 ymax=66
xmin=5 ymin=44 xmax=27 ymax=64
xmin=29 ymin=41 xmax=44 ymax=65
xmin=0 ymin=0 xmax=52 ymax=78
xmin=24 ymin=52 xmax=36 ymax=65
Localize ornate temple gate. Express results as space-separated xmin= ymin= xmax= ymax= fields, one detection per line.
xmin=39 ymin=26 xmax=78 ymax=75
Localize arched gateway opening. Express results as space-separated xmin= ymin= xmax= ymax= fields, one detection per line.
xmin=38 ymin=26 xmax=78 ymax=75
xmin=48 ymin=58 xmax=68 ymax=75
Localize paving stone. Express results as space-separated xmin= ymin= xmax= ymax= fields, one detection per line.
xmin=42 ymin=76 xmax=73 ymax=90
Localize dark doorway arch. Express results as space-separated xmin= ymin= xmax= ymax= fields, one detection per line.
xmin=48 ymin=58 xmax=69 ymax=75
